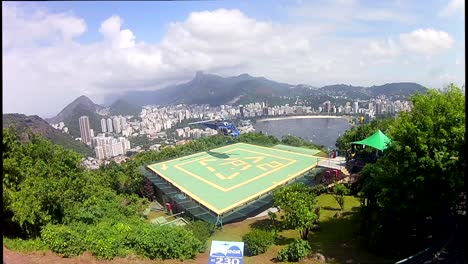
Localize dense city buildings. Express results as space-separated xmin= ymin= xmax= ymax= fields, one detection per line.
xmin=52 ymin=95 xmax=412 ymax=169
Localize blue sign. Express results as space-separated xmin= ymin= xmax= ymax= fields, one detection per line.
xmin=209 ymin=240 xmax=244 ymax=264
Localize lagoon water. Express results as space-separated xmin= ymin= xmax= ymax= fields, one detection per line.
xmin=253 ymin=117 xmax=352 ymax=150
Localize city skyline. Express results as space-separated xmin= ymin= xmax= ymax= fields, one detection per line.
xmin=3 ymin=0 xmax=465 ymax=117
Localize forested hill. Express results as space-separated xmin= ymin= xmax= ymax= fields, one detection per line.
xmin=3 ymin=113 xmax=93 ymax=156
xmin=110 ymin=71 xmax=426 ymax=107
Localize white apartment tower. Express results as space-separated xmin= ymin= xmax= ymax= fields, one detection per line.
xmin=353 ymin=101 xmax=359 ymax=114
xmin=95 ymin=146 xmax=106 ymax=160
xmin=113 ymin=117 xmax=122 ymax=134
xmin=101 ymin=118 xmax=107 ymax=133
xmin=107 ymin=118 xmax=113 ymax=133
xmin=78 ymin=116 xmax=92 ymax=146
xmin=120 ymin=116 xmax=127 ymax=129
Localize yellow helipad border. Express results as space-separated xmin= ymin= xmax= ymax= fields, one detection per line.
xmin=147 ymin=143 xmax=320 ymax=215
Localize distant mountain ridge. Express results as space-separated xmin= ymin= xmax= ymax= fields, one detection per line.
xmin=112 ymin=72 xmax=427 ymax=107
xmin=46 ymin=95 xmax=106 ymax=124
xmin=45 ymin=96 xmax=106 ymax=138
xmin=3 ymin=113 xmax=93 ymax=156
xmin=319 ymin=82 xmax=427 ymax=99
xmin=119 ymin=72 xmax=291 ymax=107
xmin=48 ymin=73 xmax=427 ymax=137
xmin=45 ymin=96 xmax=141 ymax=138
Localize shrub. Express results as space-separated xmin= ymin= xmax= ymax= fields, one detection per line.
xmin=130 ymin=224 xmax=203 ymax=260
xmin=84 ymin=221 xmax=134 ymax=259
xmin=186 ymin=220 xmax=214 ymax=250
xmin=41 ymin=224 xmax=86 ymax=257
xmin=3 ymin=237 xmax=48 ymax=252
xmin=311 ymin=184 xmax=326 ymax=196
xmin=277 ymin=239 xmax=311 ymax=262
xmin=242 ymin=229 xmax=276 ymax=256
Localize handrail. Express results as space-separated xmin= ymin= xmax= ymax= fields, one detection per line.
xmin=395 ymin=233 xmax=453 ymax=264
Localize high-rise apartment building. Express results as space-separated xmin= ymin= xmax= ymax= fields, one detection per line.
xmin=78 ymin=116 xmax=92 ymax=145
xmin=113 ymin=117 xmax=121 ymax=134
xmin=120 ymin=116 xmax=127 ymax=129
xmin=353 ymin=101 xmax=359 ymax=114
xmin=95 ymin=146 xmax=106 ymax=160
xmin=107 ymin=118 xmax=113 ymax=133
xmin=101 ymin=118 xmax=107 ymax=133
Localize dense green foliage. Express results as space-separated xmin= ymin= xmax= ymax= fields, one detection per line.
xmin=273 ymin=183 xmax=318 ymax=240
xmin=185 ymin=220 xmax=215 ymax=251
xmin=242 ymin=229 xmax=276 ymax=256
xmin=130 ymin=224 xmax=204 ymax=260
xmin=3 ymin=129 xmax=325 ymax=260
xmin=277 ymin=239 xmax=311 ymax=262
xmin=2 ymin=128 xmax=205 ymax=260
xmin=337 ymin=85 xmax=465 ymax=255
xmin=41 ymin=224 xmax=87 ymax=257
xmin=3 ymin=237 xmax=49 ymax=252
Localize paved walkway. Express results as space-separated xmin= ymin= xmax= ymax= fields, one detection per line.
xmin=247 ymin=207 xmax=279 ymax=220
xmin=317 ymin=157 xmax=350 ymax=175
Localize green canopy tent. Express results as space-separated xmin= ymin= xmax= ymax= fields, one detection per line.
xmin=351 ymin=129 xmax=392 ymax=151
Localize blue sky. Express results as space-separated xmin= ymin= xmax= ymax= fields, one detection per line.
xmin=3 ymin=0 xmax=465 ymax=117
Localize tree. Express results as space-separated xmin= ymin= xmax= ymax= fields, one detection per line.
xmin=332 ymin=184 xmax=350 ymax=212
xmin=273 ymin=183 xmax=317 ymax=240
xmin=359 ymin=85 xmax=465 ymax=254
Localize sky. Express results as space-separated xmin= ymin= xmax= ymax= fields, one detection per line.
xmin=2 ymin=0 xmax=465 ymax=118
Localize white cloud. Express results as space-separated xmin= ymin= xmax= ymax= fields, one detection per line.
xmin=99 ymin=15 xmax=135 ymax=49
xmin=290 ymin=0 xmax=417 ymax=25
xmin=2 ymin=4 xmax=465 ymax=117
xmin=364 ymin=38 xmax=400 ymax=57
xmin=399 ymin=28 xmax=454 ymax=55
xmin=2 ymin=3 xmax=86 ymax=49
xmin=440 ymin=0 xmax=464 ymax=17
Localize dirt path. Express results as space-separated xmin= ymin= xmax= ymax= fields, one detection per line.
xmin=3 ymin=245 xmax=211 ymax=264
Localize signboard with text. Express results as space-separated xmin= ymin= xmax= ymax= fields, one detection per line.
xmin=209 ymin=240 xmax=244 ymax=264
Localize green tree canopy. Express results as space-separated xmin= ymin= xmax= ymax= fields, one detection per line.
xmin=273 ymin=183 xmax=317 ymax=240
xmin=359 ymin=85 xmax=465 ymax=254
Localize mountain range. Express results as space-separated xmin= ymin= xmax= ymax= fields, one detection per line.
xmin=41 ymin=72 xmax=426 ymax=139
xmin=112 ymin=72 xmax=427 ymax=106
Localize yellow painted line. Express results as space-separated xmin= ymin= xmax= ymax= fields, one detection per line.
xmin=241 ymin=164 xmax=252 ymax=171
xmin=161 ymin=163 xmax=168 ymax=170
xmin=207 ymin=166 xmax=215 ymax=172
xmin=174 ymin=164 xmax=228 ymax=191
xmin=244 ymin=156 xmax=265 ymax=164
xmin=215 ymin=173 xmax=227 ymax=180
xmin=224 ymin=159 xmax=297 ymax=191
xmin=199 ymin=158 xmax=217 ymax=166
xmin=239 ymin=148 xmax=295 ymax=162
xmin=227 ymin=172 xmax=240 ymax=179
xmin=146 ymin=165 xmax=223 ymax=215
xmin=219 ymin=161 xmax=318 ymax=213
xmin=257 ymin=160 xmax=284 ymax=171
xmin=176 ymin=148 xmax=238 ymax=166
xmin=148 ymin=144 xmax=237 ymax=167
xmin=237 ymin=142 xmax=321 ymax=159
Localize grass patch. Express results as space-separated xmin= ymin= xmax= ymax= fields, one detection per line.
xmin=3 ymin=237 xmax=49 ymax=252
xmin=309 ymin=194 xmax=394 ymax=263
xmin=207 ymin=194 xmax=394 ymax=263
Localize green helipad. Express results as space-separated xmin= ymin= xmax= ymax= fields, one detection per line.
xmin=147 ymin=143 xmax=320 ymax=215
